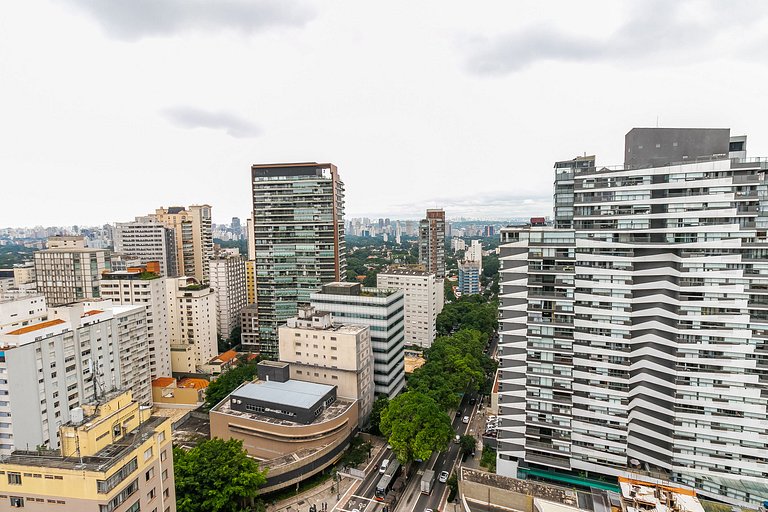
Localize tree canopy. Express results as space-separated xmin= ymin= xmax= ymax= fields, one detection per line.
xmin=436 ymin=295 xmax=497 ymax=337
xmin=174 ymin=438 xmax=268 ymax=512
xmin=204 ymin=363 xmax=259 ymax=409
xmin=379 ymin=391 xmax=453 ymax=464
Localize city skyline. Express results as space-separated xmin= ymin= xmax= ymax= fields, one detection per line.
xmin=3 ymin=1 xmax=768 ymax=226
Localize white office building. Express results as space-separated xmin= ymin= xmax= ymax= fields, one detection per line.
xmin=209 ymin=255 xmax=247 ymax=340
xmin=310 ymin=282 xmax=405 ymax=396
xmin=114 ymin=216 xmax=179 ymax=277
xmin=166 ymin=277 xmax=217 ymax=374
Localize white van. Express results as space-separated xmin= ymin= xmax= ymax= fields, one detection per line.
xmin=379 ymin=459 xmax=390 ymax=474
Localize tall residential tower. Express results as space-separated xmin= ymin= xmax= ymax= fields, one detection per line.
xmin=419 ymin=209 xmax=446 ymax=279
xmin=248 ymin=163 xmax=346 ymax=358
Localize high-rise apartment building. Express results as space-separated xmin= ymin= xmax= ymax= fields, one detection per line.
xmin=419 ymin=209 xmax=446 ymax=279
xmin=114 ymin=216 xmax=179 ymax=277
xmin=149 ymin=205 xmax=213 ymax=284
xmin=209 ymin=255 xmax=247 ymax=339
xmin=166 ymin=277 xmax=217 ymax=373
xmin=278 ymin=307 xmax=374 ymax=427
xmin=310 ymin=282 xmax=405 ymax=396
xmin=377 ymin=269 xmax=443 ymax=348
xmin=0 ymin=295 xmax=47 ymax=334
xmin=245 ymin=259 xmax=257 ymax=304
xmin=249 ymin=162 xmax=346 ymax=358
xmin=0 ymin=301 xmax=152 ymax=454
xmin=34 ymin=236 xmax=107 ymax=306
xmin=458 ymin=259 xmax=481 ymax=295
xmin=100 ymin=267 xmax=172 ymax=378
xmin=0 ymin=390 xmax=175 ymax=512
xmin=497 ymin=128 xmax=768 ymax=507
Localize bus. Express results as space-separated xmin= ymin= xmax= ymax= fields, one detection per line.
xmin=374 ymin=459 xmax=401 ymax=501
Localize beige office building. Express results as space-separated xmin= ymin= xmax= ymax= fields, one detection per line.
xmin=209 ymin=255 xmax=247 ymax=339
xmin=377 ymin=268 xmax=444 ymax=348
xmin=278 ymin=307 xmax=374 ymax=426
xmin=166 ymin=277 xmax=217 ymax=373
xmin=150 ymin=205 xmax=213 ymax=284
xmin=34 ymin=236 xmax=107 ymax=306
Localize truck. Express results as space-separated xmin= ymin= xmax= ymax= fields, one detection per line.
xmin=420 ymin=469 xmax=436 ymax=495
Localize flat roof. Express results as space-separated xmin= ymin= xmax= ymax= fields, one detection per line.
xmin=233 ymin=379 xmax=334 ymax=410
xmin=6 ymin=319 xmax=65 ymax=335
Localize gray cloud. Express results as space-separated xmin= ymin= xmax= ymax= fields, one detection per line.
xmin=162 ymin=106 xmax=261 ymax=138
xmin=465 ymin=0 xmax=768 ymax=75
xmin=64 ymin=0 xmax=314 ymax=40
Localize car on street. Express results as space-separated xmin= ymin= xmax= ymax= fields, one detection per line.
xmin=462 ymin=415 xmax=470 ymax=424
xmin=469 ymin=397 xmax=476 ymax=405
xmin=455 ymin=410 xmax=462 ymax=418
xmin=438 ymin=471 xmax=449 ymax=483
xmin=425 ymin=508 xmax=434 ymax=512
xmin=379 ymin=459 xmax=390 ymax=474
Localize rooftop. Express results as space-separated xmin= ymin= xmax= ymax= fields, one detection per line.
xmin=379 ymin=268 xmax=433 ymax=276
xmin=233 ymin=379 xmax=334 ymax=410
xmin=215 ymin=392 xmax=353 ymax=427
xmin=3 ymin=417 xmax=167 ymax=473
xmin=178 ymin=378 xmax=209 ymax=390
xmin=152 ymin=377 xmax=175 ymax=388
xmin=5 ymin=318 xmax=65 ymax=335
xmin=618 ymin=477 xmax=703 ymax=512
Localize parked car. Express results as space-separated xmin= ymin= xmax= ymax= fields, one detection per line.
xmin=438 ymin=471 xmax=449 ymax=483
xmin=379 ymin=459 xmax=390 ymax=474
xmin=462 ymin=416 xmax=470 ymax=424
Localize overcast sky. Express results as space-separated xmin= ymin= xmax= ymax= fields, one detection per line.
xmin=2 ymin=0 xmax=768 ymax=227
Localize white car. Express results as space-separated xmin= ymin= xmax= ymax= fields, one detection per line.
xmin=379 ymin=459 xmax=389 ymax=474
xmin=462 ymin=415 xmax=470 ymax=424
xmin=438 ymin=471 xmax=449 ymax=483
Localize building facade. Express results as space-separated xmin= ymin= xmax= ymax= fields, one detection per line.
xmin=496 ymin=128 xmax=768 ymax=507
xmin=34 ymin=236 xmax=107 ymax=306
xmin=458 ymin=259 xmax=481 ymax=295
xmin=310 ymin=282 xmax=405 ymax=396
xmin=245 ymin=259 xmax=257 ymax=304
xmin=377 ymin=268 xmax=443 ymax=348
xmin=209 ymin=255 xmax=247 ymax=340
xmin=166 ymin=277 xmax=217 ymax=374
xmin=249 ymin=163 xmax=346 ymax=358
xmin=419 ymin=209 xmax=446 ymax=279
xmin=0 ymin=390 xmax=175 ymax=512
xmin=278 ymin=307 xmax=374 ymax=426
xmin=100 ymin=268 xmax=173 ymax=379
xmin=150 ymin=205 xmax=213 ymax=284
xmin=114 ymin=216 xmax=179 ymax=277
xmin=0 ymin=301 xmax=152 ymax=454
xmin=0 ymin=295 xmax=47 ymax=334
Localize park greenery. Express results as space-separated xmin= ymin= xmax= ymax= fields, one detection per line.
xmin=204 ymin=360 xmax=259 ymax=409
xmin=379 ymin=391 xmax=454 ymax=464
xmin=174 ymin=438 xmax=268 ymax=512
xmin=436 ymin=294 xmax=498 ymax=337
xmin=369 ymin=395 xmax=390 ymax=436
xmin=480 ymin=444 xmax=497 ymax=473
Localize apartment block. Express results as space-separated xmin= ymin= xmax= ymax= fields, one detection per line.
xmin=100 ymin=268 xmax=172 ymax=379
xmin=166 ymin=277 xmax=217 ymax=374
xmin=0 ymin=295 xmax=47 ymax=334
xmin=150 ymin=205 xmax=213 ymax=284
xmin=377 ymin=268 xmax=443 ymax=348
xmin=458 ymin=259 xmax=481 ymax=295
xmin=209 ymin=255 xmax=247 ymax=340
xmin=245 ymin=259 xmax=256 ymax=304
xmin=0 ymin=301 xmax=151 ymax=454
xmin=34 ymin=236 xmax=107 ymax=306
xmin=249 ymin=163 xmax=346 ymax=358
xmin=278 ymin=307 xmax=374 ymax=427
xmin=419 ymin=209 xmax=446 ymax=279
xmin=0 ymin=390 xmax=175 ymax=511
xmin=496 ymin=127 xmax=768 ymax=507
xmin=114 ymin=216 xmax=179 ymax=277
xmin=310 ymin=282 xmax=405 ymax=396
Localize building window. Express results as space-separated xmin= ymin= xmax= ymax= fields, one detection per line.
xmin=148 ymin=488 xmax=156 ymax=500
xmin=160 ymin=450 xmax=167 ymax=462
xmin=9 ymin=496 xmax=23 ymax=507
xmin=145 ymin=468 xmax=154 ymax=481
xmin=144 ymin=447 xmax=153 ymax=461
xmin=7 ymin=473 xmax=21 ymax=485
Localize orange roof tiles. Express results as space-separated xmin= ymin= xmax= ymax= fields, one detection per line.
xmin=6 ymin=319 xmax=66 ymax=335
xmin=82 ymin=310 xmax=103 ymax=317
xmin=178 ymin=378 xmax=209 ymax=390
xmin=216 ymin=350 xmax=238 ymax=364
xmin=152 ymin=377 xmax=175 ymax=388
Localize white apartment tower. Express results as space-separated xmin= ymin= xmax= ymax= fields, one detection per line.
xmin=100 ymin=268 xmax=172 ymax=378
xmin=497 ymin=128 xmax=768 ymax=507
xmin=310 ymin=282 xmax=405 ymax=396
xmin=209 ymin=255 xmax=247 ymax=340
xmin=114 ymin=216 xmax=179 ymax=277
xmin=377 ymin=269 xmax=443 ymax=348
xmin=0 ymin=301 xmax=151 ymax=454
xmin=167 ymin=277 xmax=217 ymax=373
xmin=34 ymin=236 xmax=107 ymax=306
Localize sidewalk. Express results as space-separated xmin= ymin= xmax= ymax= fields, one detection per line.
xmin=268 ymin=436 xmax=387 ymax=512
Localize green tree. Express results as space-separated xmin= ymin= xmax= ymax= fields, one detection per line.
xmin=174 ymin=438 xmax=268 ymax=512
xmin=444 ymin=278 xmax=456 ymax=302
xmin=369 ymin=395 xmax=389 ymax=435
xmin=460 ymin=435 xmax=476 ymax=456
xmin=204 ymin=363 xmax=258 ymax=409
xmin=379 ymin=391 xmax=453 ymax=464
